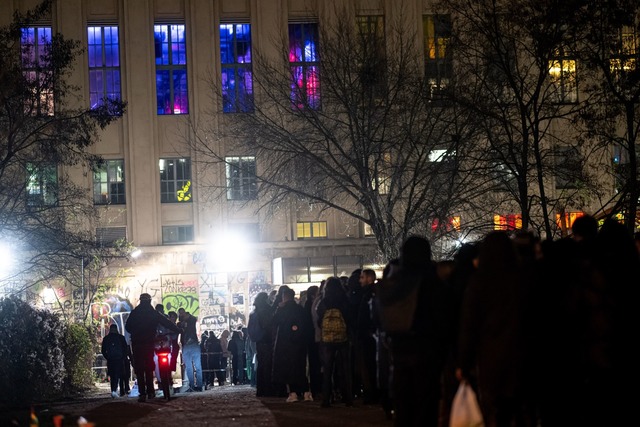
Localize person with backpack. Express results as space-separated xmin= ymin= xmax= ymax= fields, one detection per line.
xmin=316 ymin=276 xmax=353 ymax=408
xmin=101 ymin=323 xmax=130 ymax=398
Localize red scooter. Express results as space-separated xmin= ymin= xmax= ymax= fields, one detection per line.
xmin=154 ymin=334 xmax=173 ymax=400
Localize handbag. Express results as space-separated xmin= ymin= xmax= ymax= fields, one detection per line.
xmin=450 ymin=381 xmax=484 ymax=427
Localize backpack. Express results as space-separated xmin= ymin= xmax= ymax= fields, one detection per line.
xmin=247 ymin=311 xmax=265 ymax=343
xmin=106 ymin=336 xmax=124 ymax=360
xmin=321 ymin=308 xmax=348 ymax=343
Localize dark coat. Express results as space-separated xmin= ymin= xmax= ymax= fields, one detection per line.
xmin=271 ymin=299 xmax=308 ymax=386
xmin=125 ymin=300 xmax=180 ymax=345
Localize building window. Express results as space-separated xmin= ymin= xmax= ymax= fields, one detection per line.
xmin=424 ymin=15 xmax=452 ymax=98
xmin=93 ymin=159 xmax=125 ymax=204
xmin=431 ymin=216 xmax=461 ymax=232
xmin=297 ymin=221 xmax=327 ymax=239
xmin=356 ymin=15 xmax=386 ymax=98
xmin=555 ymin=146 xmax=581 ymax=189
xmin=556 ymin=211 xmax=584 ymax=232
xmin=26 ymin=162 xmax=57 ymax=207
xmin=363 ymin=223 xmax=374 ymax=237
xmin=87 ymin=26 xmax=121 ymax=110
xmin=21 ymin=27 xmax=54 ymax=116
xmin=154 ymin=24 xmax=188 ymax=115
xmin=226 ymin=156 xmax=257 ymax=200
xmin=220 ymin=23 xmax=253 ymax=113
xmin=611 ymin=25 xmax=638 ymax=74
xmin=96 ymin=226 xmax=127 ymax=247
xmin=162 ymin=225 xmax=194 ymax=244
xmin=493 ymin=214 xmax=522 ymax=231
xmin=159 ymin=158 xmax=192 ymax=203
xmin=549 ymin=47 xmax=577 ymax=103
xmin=289 ymin=22 xmax=320 ymax=109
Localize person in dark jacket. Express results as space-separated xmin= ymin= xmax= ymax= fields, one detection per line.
xmin=253 ymin=291 xmax=277 ymax=397
xmin=316 ymin=276 xmax=353 ymax=408
xmin=271 ymin=286 xmax=309 ymax=402
xmin=101 ymin=323 xmax=129 ymax=398
xmin=125 ymin=293 xmax=181 ymax=402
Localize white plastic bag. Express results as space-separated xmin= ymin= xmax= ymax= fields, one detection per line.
xmin=129 ymin=379 xmax=139 ymax=397
xmin=450 ymin=382 xmax=484 ymax=427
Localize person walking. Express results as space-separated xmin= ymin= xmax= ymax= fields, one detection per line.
xmin=125 ymin=293 xmax=181 ymax=402
xmin=178 ymin=308 xmax=204 ymax=392
xmin=101 ymin=323 xmax=129 ymax=398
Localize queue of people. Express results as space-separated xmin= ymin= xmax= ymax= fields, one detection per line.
xmin=101 ymin=214 xmax=638 ymax=426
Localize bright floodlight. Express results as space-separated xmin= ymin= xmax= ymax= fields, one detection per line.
xmin=0 ymin=244 xmax=13 ymax=277
xmin=130 ymin=248 xmax=142 ymax=258
xmin=208 ymin=231 xmax=250 ymax=272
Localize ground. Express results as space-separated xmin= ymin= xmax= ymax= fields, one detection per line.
xmin=1 ymin=383 xmax=393 ymax=427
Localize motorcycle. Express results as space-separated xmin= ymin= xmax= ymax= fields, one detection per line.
xmin=154 ymin=334 xmax=173 ymax=400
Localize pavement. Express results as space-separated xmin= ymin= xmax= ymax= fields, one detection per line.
xmin=1 ymin=382 xmax=393 ymax=427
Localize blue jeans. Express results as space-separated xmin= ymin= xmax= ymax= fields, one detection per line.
xmin=182 ymin=343 xmax=203 ymax=389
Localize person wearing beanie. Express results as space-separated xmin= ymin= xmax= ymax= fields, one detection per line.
xmin=101 ymin=324 xmax=129 ymax=398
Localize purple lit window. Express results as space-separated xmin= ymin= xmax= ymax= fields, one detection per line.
xmin=21 ymin=27 xmax=54 ymax=115
xmin=154 ymin=24 xmax=189 ymax=115
xmin=289 ymin=23 xmax=320 ymax=109
xmin=220 ymin=23 xmax=253 ymax=113
xmin=88 ymin=26 xmax=121 ymax=110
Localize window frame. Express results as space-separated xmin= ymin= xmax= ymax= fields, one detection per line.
xmin=493 ymin=214 xmax=522 ymax=231
xmin=159 ymin=158 xmax=192 ymax=203
xmin=424 ymin=14 xmax=452 ymax=98
xmin=154 ymin=24 xmax=189 ymax=115
xmin=220 ymin=23 xmax=254 ymax=113
xmin=288 ymin=22 xmax=320 ymax=110
xmin=356 ymin=15 xmax=386 ymax=99
xmin=87 ymin=25 xmax=122 ymax=110
xmin=549 ymin=46 xmax=577 ymax=103
xmin=21 ymin=26 xmax=54 ymax=116
xmin=296 ymin=221 xmax=328 ymax=239
xmin=225 ymin=156 xmax=257 ymax=200
xmin=93 ymin=159 xmax=125 ymax=205
xmin=162 ymin=225 xmax=194 ymax=245
xmin=26 ymin=162 xmax=58 ymax=207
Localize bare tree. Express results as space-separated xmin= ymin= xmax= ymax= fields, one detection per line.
xmin=573 ymin=0 xmax=640 ymax=233
xmin=0 ymin=0 xmax=129 ymax=312
xmin=442 ymin=0 xmax=602 ymax=238
xmin=185 ymin=3 xmax=481 ymax=260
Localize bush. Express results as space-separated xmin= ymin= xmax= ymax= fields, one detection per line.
xmin=62 ymin=323 xmax=96 ymax=395
xmin=0 ymin=296 xmax=65 ymax=405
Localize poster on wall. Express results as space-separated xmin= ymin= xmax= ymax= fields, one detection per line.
xmin=160 ymin=274 xmax=200 ymax=317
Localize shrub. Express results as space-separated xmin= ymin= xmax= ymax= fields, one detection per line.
xmin=62 ymin=323 xmax=96 ymax=395
xmin=0 ymin=296 xmax=65 ymax=405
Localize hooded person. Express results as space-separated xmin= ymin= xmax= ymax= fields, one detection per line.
xmin=125 ymin=293 xmax=181 ymax=402
xmin=101 ymin=323 xmax=129 ymax=398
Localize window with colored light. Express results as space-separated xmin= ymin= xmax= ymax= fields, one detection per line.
xmin=493 ymin=214 xmax=522 ymax=231
xmin=154 ymin=24 xmax=188 ymax=115
xmin=88 ymin=26 xmax=121 ymax=110
xmin=556 ymin=211 xmax=584 ymax=231
xmin=289 ymin=22 xmax=320 ymax=109
xmin=159 ymin=158 xmax=192 ymax=202
xmin=424 ymin=15 xmax=452 ymax=99
xmin=431 ymin=216 xmax=461 ymax=232
xmin=297 ymin=221 xmax=327 ymax=239
xmin=549 ymin=46 xmax=577 ymax=103
xmin=21 ymin=27 xmax=53 ymax=116
xmin=220 ymin=23 xmax=253 ymax=113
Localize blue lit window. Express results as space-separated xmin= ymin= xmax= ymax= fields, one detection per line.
xmin=21 ymin=27 xmax=54 ymax=115
xmin=88 ymin=26 xmax=121 ymax=110
xmin=289 ymin=23 xmax=320 ymax=109
xmin=220 ymin=23 xmax=253 ymax=113
xmin=155 ymin=24 xmax=189 ymax=114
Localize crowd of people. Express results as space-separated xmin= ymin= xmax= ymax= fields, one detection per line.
xmin=246 ymin=216 xmax=639 ymax=427
xmin=101 ymin=215 xmax=639 ymax=426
